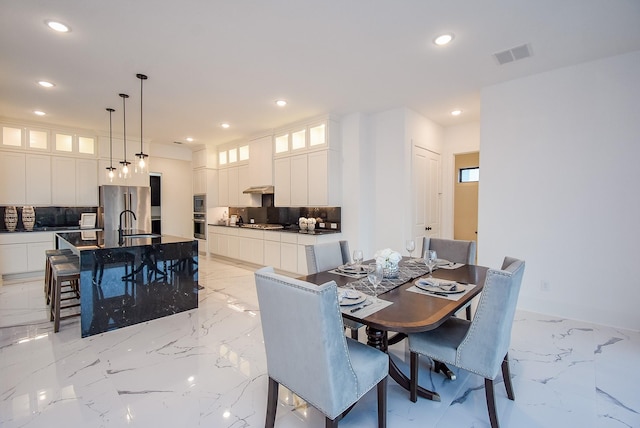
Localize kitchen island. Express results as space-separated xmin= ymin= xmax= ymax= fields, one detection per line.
xmin=56 ymin=231 xmax=198 ymax=337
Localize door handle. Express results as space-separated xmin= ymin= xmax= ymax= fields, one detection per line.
xmin=425 ymin=226 xmax=432 ymax=231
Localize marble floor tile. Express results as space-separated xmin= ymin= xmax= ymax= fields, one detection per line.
xmin=1 ymin=256 xmax=638 ymax=427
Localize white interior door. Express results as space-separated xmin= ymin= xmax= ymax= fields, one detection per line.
xmin=412 ymin=145 xmax=441 ymax=245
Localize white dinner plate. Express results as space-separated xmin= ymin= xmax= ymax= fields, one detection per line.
xmin=414 ymin=278 xmax=465 ymax=294
xmin=436 ymin=259 xmax=452 ymax=266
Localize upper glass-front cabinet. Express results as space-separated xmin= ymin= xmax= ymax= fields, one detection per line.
xmin=218 ymin=142 xmax=250 ymax=168
xmin=273 ymin=120 xmax=328 ymax=156
xmin=53 ymin=132 xmax=96 ymax=155
xmin=1 ymin=124 xmax=96 ymax=156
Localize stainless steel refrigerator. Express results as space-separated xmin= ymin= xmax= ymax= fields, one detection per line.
xmin=98 ymin=185 xmax=151 ymax=232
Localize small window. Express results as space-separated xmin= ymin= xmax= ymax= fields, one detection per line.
xmin=459 ymin=167 xmax=479 ymax=183
xmin=28 ymin=129 xmax=48 ymax=149
xmin=2 ymin=126 xmax=22 ymax=147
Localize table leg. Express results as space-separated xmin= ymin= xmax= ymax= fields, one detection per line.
xmin=365 ymin=326 xmax=441 ymax=401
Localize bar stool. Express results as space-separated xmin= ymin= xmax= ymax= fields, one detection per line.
xmin=44 ymin=249 xmax=73 ymax=301
xmin=46 ymin=253 xmax=78 ymax=306
xmin=50 ymin=261 xmax=81 ymax=333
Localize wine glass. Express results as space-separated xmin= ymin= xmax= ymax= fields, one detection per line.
xmin=424 ymin=250 xmax=437 ymax=276
xmin=405 ymin=239 xmax=415 ymax=259
xmin=367 ymin=263 xmax=384 ymax=294
xmin=353 ymin=250 xmax=364 ymax=272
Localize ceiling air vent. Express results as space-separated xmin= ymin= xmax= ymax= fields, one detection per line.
xmin=493 ymin=43 xmax=532 ymax=65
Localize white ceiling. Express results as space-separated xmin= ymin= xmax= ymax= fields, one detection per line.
xmin=1 ymin=0 xmax=639 ymax=148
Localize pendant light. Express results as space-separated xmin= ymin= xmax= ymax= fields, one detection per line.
xmin=105 ymin=107 xmax=117 ymax=182
xmin=119 ymin=93 xmax=131 ymax=179
xmin=135 ymin=73 xmax=149 ymax=174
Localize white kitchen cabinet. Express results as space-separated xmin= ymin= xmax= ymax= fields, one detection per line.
xmin=238 ymin=228 xmax=264 ymax=265
xmin=218 ymin=168 xmax=229 ymax=206
xmin=52 ymin=157 xmax=77 ymax=205
xmin=237 ymin=164 xmax=253 ymax=207
xmin=27 ymin=240 xmax=54 ymax=271
xmin=0 ymin=243 xmax=28 ymax=275
xmin=0 ymin=231 xmax=53 ymax=275
xmin=263 ymin=232 xmax=281 ymax=269
xmin=274 ymin=157 xmax=291 ymax=207
xmin=280 ymin=242 xmax=298 ymax=273
xmin=26 ymin=154 xmax=52 ymax=205
xmin=76 ymin=159 xmax=98 ymax=205
xmin=193 ymin=168 xmax=207 ymax=195
xmin=0 ymin=151 xmax=26 ymax=205
xmin=290 ymin=154 xmax=308 ymax=206
xmin=228 ymin=167 xmax=239 ymax=207
xmin=248 ymin=136 xmax=273 ymax=186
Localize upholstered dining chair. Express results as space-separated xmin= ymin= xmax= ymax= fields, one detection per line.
xmin=255 ymin=266 xmax=388 ymax=428
xmin=407 ymin=257 xmax=525 ymax=428
xmin=305 ymin=241 xmax=363 ymax=340
xmin=421 ymin=237 xmax=476 ymax=265
xmin=422 ymin=237 xmax=477 ymax=323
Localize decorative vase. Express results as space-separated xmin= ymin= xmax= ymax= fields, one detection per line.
xmin=22 ymin=206 xmax=35 ymax=231
xmin=383 ymin=262 xmax=399 ymax=279
xmin=4 ymin=206 xmax=18 ymax=232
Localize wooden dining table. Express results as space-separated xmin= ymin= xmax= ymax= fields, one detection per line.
xmin=299 ymin=258 xmax=489 ymax=401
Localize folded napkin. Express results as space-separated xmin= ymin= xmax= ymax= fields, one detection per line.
xmin=415 ymin=278 xmax=459 ymax=292
xmin=338 ymin=288 xmax=361 ymax=303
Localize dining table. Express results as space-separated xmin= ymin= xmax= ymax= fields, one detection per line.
xmin=298 ymin=257 xmax=489 ymax=402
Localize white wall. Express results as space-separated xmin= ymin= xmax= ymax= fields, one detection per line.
xmin=480 ymin=50 xmax=640 ymax=330
xmin=340 ymin=108 xmax=443 ymax=259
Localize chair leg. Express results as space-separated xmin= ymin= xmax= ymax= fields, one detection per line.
xmin=409 ymin=351 xmax=418 ymax=402
xmin=465 ymin=305 xmax=472 ymax=320
xmin=325 ymin=417 xmax=339 ymax=428
xmin=377 ymin=376 xmax=387 ymax=428
xmin=265 ymin=377 xmax=279 ymax=428
xmin=484 ymin=378 xmax=500 ymax=428
xmin=350 ymin=327 xmax=359 ymax=340
xmin=434 ymin=360 xmax=456 ymax=380
xmin=501 ymin=353 xmax=515 ymax=400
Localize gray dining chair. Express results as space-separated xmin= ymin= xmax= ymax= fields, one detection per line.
xmin=305 ymin=241 xmax=364 ymax=340
xmin=407 ymin=257 xmax=525 ymax=428
xmin=421 ymin=237 xmax=476 ymax=265
xmin=422 ymin=237 xmax=477 ymax=324
xmin=255 ymin=266 xmax=388 ymax=428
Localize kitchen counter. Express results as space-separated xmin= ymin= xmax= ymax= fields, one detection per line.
xmin=56 ymin=231 xmax=198 ymax=337
xmin=207 ymin=223 xmax=341 ymax=235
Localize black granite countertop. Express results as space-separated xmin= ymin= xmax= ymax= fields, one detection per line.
xmin=0 ymin=226 xmax=103 ymax=234
xmin=56 ymin=230 xmax=195 ymax=250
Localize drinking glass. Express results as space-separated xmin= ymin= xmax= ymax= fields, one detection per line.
xmin=405 ymin=239 xmax=415 ymax=259
xmin=367 ymin=263 xmax=384 ymax=294
xmin=424 ymin=250 xmax=437 ymax=276
xmin=353 ymin=250 xmax=364 ymax=271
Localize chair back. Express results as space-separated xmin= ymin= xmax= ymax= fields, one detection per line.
xmin=254 ymin=266 xmax=360 ymax=416
xmin=421 ymin=237 xmax=476 ymax=264
xmin=305 ymin=240 xmax=350 ymax=274
xmin=456 ymin=257 xmax=525 ymax=379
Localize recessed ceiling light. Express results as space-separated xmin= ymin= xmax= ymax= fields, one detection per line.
xmin=221 ymin=123 xmax=230 ymax=129
xmin=275 ymin=100 xmax=287 ymax=107
xmin=433 ymin=33 xmax=454 ymax=46
xmin=37 ymin=80 xmax=55 ymax=88
xmin=34 ymin=110 xmax=46 ymax=116
xmin=186 ymin=137 xmax=194 ymax=142
xmin=45 ymin=20 xmax=70 ymax=33
xmin=451 ymin=109 xmax=462 ymax=116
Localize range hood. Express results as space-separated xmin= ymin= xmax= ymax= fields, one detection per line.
xmin=243 ymin=185 xmax=275 ymax=194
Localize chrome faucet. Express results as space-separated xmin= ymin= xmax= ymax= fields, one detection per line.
xmin=118 ymin=209 xmax=137 ymax=245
